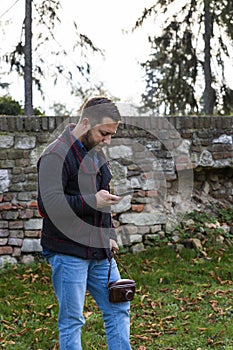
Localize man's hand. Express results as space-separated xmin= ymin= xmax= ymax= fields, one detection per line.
xmin=95 ymin=190 xmax=121 ymax=209
xmin=110 ymin=239 xmax=119 ymax=254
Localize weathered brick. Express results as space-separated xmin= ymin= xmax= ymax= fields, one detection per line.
xmin=28 ymin=174 xmax=37 ymax=182
xmin=176 ymin=163 xmax=193 ymax=171
xmin=15 ymin=136 xmax=36 ymax=149
xmin=32 ymin=192 xmax=38 ymax=199
xmin=7 ymin=117 xmax=17 ymax=131
xmin=28 ymin=201 xmax=38 ymax=208
xmin=128 ymin=234 xmax=143 ymax=243
xmin=212 ymin=152 xmax=224 ymax=160
xmin=24 ymin=230 xmax=41 ymax=238
xmin=0 ymin=202 xmax=12 ymax=210
xmin=9 ymin=183 xmax=23 ymax=192
xmin=0 ymin=246 xmax=13 ymax=255
xmin=0 ymin=116 xmax=8 ymax=131
xmin=11 ymin=174 xmax=26 ymax=183
xmin=0 ymin=221 xmax=8 ymax=229
xmin=12 ymin=247 xmax=21 ymax=257
xmin=0 ymin=159 xmax=15 ymax=168
xmin=24 ymin=166 xmax=37 ymax=174
xmin=122 ymin=224 xmax=138 ymax=234
xmin=17 ymin=202 xmax=27 ymax=209
xmin=165 ymin=173 xmax=177 ymax=181
xmin=183 ymin=117 xmax=193 ymax=129
xmin=3 ymin=193 xmax=16 ymax=202
xmin=8 ymin=238 xmax=22 ymax=246
xmin=9 ymin=230 xmax=24 ymax=238
xmin=146 ymin=190 xmax=158 ymax=197
xmin=119 ymin=212 xmax=167 ymax=226
xmin=48 ymin=117 xmax=55 ymax=130
xmin=150 ymin=225 xmax=162 ymax=233
xmin=175 ymin=155 xmax=191 ymax=164
xmin=0 ymin=229 xmax=9 ymax=237
xmin=223 ymin=152 xmax=233 ymax=159
xmin=19 ymin=209 xmax=34 ymax=219
xmin=24 ymin=219 xmax=42 ymax=230
xmin=40 ymin=118 xmax=48 ymax=131
xmin=9 ymin=221 xmax=24 ymax=229
xmin=130 ymin=243 xmax=145 ymax=253
xmin=7 ymin=149 xmax=24 ymax=160
xmin=127 ymin=164 xmax=141 ymax=171
xmin=15 ymin=158 xmax=30 ymax=167
xmin=137 ymin=226 xmax=150 ymax=234
xmin=21 ymin=238 xmax=42 ymax=252
xmin=21 ymin=254 xmax=35 ymax=264
xmin=225 ymin=144 xmax=233 ymax=151
xmin=212 ymin=144 xmax=224 ymax=152
xmin=24 ymin=117 xmax=37 ymax=131
xmin=16 ymin=116 xmax=25 ymax=131
xmin=131 ymin=204 xmax=144 ymax=212
xmin=135 ymin=190 xmax=146 ymax=197
xmin=0 ymin=151 xmax=7 ymax=159
xmin=0 ymin=135 xmax=14 ymax=148
xmin=23 ymin=183 xmax=37 ymax=191
xmin=12 ymin=167 xmax=23 ymax=175
xmin=1 ymin=211 xmax=19 ymax=220
xmin=0 ymin=238 xmax=8 ymax=245
xmin=17 ymin=193 xmax=32 ymax=201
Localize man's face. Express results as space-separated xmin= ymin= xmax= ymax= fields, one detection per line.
xmin=81 ymin=117 xmax=119 ymax=151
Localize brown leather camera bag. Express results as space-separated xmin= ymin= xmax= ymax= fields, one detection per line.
xmin=107 ymin=254 xmax=136 ymax=303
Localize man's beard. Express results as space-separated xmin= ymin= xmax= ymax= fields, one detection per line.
xmin=81 ymin=130 xmax=102 ymax=151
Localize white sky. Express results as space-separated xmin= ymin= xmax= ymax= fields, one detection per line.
xmin=1 ymin=0 xmax=232 ymax=115
xmin=0 ymin=0 xmax=156 ymax=114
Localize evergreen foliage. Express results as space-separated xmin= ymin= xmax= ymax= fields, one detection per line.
xmin=0 ymin=95 xmax=44 ymax=115
xmin=135 ymin=0 xmax=233 ymax=115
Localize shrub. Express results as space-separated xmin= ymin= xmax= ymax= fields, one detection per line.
xmin=0 ymin=95 xmax=22 ymax=115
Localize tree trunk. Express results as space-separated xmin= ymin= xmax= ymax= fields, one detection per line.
xmin=24 ymin=0 xmax=33 ymax=116
xmin=203 ymin=0 xmax=214 ymax=115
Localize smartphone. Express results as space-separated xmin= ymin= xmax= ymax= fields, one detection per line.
xmin=116 ymin=189 xmax=139 ymax=197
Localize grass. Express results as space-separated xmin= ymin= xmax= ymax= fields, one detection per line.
xmin=1 ymin=244 xmax=233 ymax=350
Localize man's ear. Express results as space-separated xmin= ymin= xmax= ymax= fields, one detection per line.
xmin=82 ymin=117 xmax=91 ymax=131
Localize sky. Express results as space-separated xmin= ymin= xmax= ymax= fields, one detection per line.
xmin=0 ymin=0 xmax=157 ymax=114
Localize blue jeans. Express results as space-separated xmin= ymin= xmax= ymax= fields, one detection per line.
xmin=45 ymin=253 xmax=131 ymax=350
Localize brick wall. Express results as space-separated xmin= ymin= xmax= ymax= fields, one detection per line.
xmin=0 ymin=115 xmax=232 ymax=266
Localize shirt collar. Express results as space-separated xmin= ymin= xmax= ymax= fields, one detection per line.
xmin=69 ymin=125 xmax=87 ymax=152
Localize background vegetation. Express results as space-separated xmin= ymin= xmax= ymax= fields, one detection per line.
xmin=134 ymin=0 xmax=233 ymax=115
xmin=0 ymin=95 xmax=44 ymax=115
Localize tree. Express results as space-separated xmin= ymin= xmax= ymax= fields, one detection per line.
xmin=51 ymin=102 xmax=72 ymax=116
xmin=0 ymin=95 xmax=44 ymax=115
xmin=134 ymin=0 xmax=233 ymax=115
xmin=24 ymin=0 xmax=33 ymax=115
xmin=2 ymin=0 xmax=102 ymax=115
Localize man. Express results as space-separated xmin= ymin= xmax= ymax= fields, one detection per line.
xmin=37 ymin=97 xmax=131 ymax=350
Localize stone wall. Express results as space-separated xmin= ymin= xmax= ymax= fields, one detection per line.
xmin=0 ymin=115 xmax=232 ymax=266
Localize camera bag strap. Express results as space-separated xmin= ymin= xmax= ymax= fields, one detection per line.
xmin=107 ymin=251 xmax=132 ymax=286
